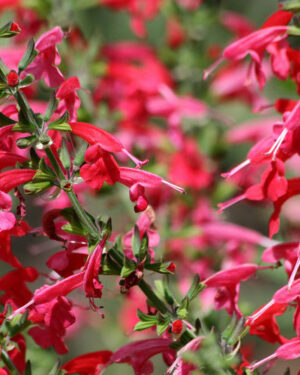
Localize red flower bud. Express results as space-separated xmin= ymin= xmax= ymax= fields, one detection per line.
xmin=172 ymin=320 xmax=183 ymax=334
xmin=167 ymin=262 xmax=176 ymax=273
xmin=10 ymin=23 xmax=21 ymax=32
xmin=7 ymin=70 xmax=19 ymax=87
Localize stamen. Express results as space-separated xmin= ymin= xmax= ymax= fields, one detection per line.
xmin=264 ymin=128 xmax=288 ymax=160
xmin=247 ymin=299 xmax=275 ymax=323
xmin=248 ymin=353 xmax=277 ymax=372
xmin=221 ymin=159 xmax=250 ymax=180
xmin=287 ymin=244 xmax=300 ymax=290
xmin=122 ymin=148 xmax=148 ymax=168
xmin=218 ymin=194 xmax=246 ymax=212
xmin=162 ymin=179 xmax=185 ymax=194
xmin=8 ymin=300 xmax=34 ymax=320
xmin=203 ymin=57 xmax=224 ymax=80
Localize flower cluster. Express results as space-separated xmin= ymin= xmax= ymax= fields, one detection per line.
xmin=1 ymin=1 xmax=300 ymax=374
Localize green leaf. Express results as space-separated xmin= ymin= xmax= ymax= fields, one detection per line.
xmin=18 ymin=39 xmax=38 ymax=72
xmin=0 ymin=22 xmax=19 ymax=38
xmin=134 ymin=320 xmax=157 ymax=331
xmin=288 ymin=25 xmax=300 ymax=36
xmin=0 ymin=58 xmax=9 ymax=79
xmin=139 ymin=232 xmax=149 ymax=260
xmin=120 ymin=256 xmax=136 ymax=278
xmin=0 ymin=112 xmax=16 ymax=126
xmin=163 ymin=277 xmax=174 ymax=305
xmin=15 ymin=91 xmax=36 ymax=127
xmin=16 ymin=135 xmax=36 ymax=149
xmin=132 ymin=225 xmax=141 ymax=258
xmin=25 ymin=361 xmax=32 ymax=375
xmin=48 ymin=112 xmax=70 ymax=132
xmin=19 ymin=74 xmax=35 ymax=88
xmin=33 ymin=158 xmax=57 ymax=182
xmin=48 ymin=122 xmax=71 ymax=132
xmin=283 ymin=0 xmax=300 ymax=11
xmin=145 ymin=262 xmax=174 ymax=274
xmin=137 ymin=309 xmax=157 ymax=322
xmin=156 ymin=313 xmax=170 ymax=336
xmin=24 ymin=180 xmax=53 ymax=194
xmin=221 ymin=315 xmax=238 ymax=343
xmin=177 ymin=297 xmax=189 ymax=319
xmin=12 ymin=121 xmax=35 ymax=133
xmin=73 ymin=143 xmax=88 ymax=167
xmin=61 ymin=207 xmax=88 ymax=236
xmin=184 ymin=275 xmax=206 ymax=302
xmin=48 ymin=360 xmax=63 ymax=375
xmin=101 ymin=253 xmax=120 ymax=275
xmin=60 ymin=138 xmax=71 ymax=169
xmin=43 ymin=92 xmax=59 ymax=122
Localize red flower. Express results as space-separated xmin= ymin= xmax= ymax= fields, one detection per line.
xmin=6 ymin=70 xmax=18 ymax=87
xmin=62 ymin=350 xmax=113 ymax=374
xmin=83 ymin=238 xmax=107 ymax=311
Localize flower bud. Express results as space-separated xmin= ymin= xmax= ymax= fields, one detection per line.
xmin=172 ymin=320 xmax=183 ymax=335
xmin=7 ymin=70 xmax=19 ymax=87
xmin=10 ymin=23 xmax=21 ymax=33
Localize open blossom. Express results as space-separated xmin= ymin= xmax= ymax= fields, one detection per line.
xmin=28 ymin=296 xmax=76 ymax=354
xmin=204 ymin=264 xmax=267 ymax=317
xmin=204 ymin=10 xmax=293 ymax=89
xmin=62 ymin=350 xmax=113 ymax=374
xmin=56 ymin=77 xmax=81 ymax=121
xmin=24 ymin=26 xmax=64 ymax=87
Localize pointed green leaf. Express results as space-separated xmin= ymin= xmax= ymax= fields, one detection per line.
xmin=184 ymin=275 xmax=206 ymax=302
xmin=60 ymin=138 xmax=71 ymax=169
xmin=0 ymin=22 xmax=20 ymax=38
xmin=177 ymin=297 xmax=189 ymax=319
xmin=120 ymin=256 xmax=136 ymax=278
xmin=137 ymin=309 xmax=157 ymax=322
xmin=156 ymin=313 xmax=170 ymax=336
xmin=0 ymin=112 xmax=16 ymax=126
xmin=25 ymin=361 xmax=32 ymax=375
xmin=43 ymin=92 xmax=59 ymax=122
xmin=73 ymin=143 xmax=88 ymax=167
xmin=18 ymin=39 xmax=38 ymax=72
xmin=139 ymin=232 xmax=149 ymax=260
xmin=134 ymin=320 xmax=157 ymax=331
xmin=19 ymin=74 xmax=35 ymax=88
xmin=132 ymin=225 xmax=141 ymax=258
xmin=24 ymin=181 xmax=53 ymax=194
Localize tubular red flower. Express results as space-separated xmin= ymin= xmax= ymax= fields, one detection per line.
xmin=0 ymin=169 xmax=36 ymax=192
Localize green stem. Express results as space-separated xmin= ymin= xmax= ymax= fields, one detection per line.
xmin=44 ymin=147 xmax=65 ymax=180
xmin=138 ymin=279 xmax=171 ymax=315
xmin=1 ymin=349 xmax=21 ymax=375
xmin=67 ymin=189 xmax=99 ymax=238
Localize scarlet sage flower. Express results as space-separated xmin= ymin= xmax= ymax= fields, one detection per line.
xmin=205 ymin=10 xmax=293 ymax=88
xmin=246 ymin=301 xmax=287 ymax=344
xmin=109 ymin=338 xmax=174 ymax=374
xmin=62 ymin=350 xmax=113 ymax=374
xmin=83 ymin=238 xmax=107 ymax=311
xmin=69 ymin=121 xmax=148 ymax=167
xmin=24 ymin=26 xmax=64 ymax=87
xmin=29 ymin=296 xmax=76 ymax=354
xmin=204 ymin=25 xmax=289 ymax=89
xmin=204 ymin=264 xmax=267 ymax=317
xmin=248 ymin=338 xmax=300 ymax=372
xmin=56 ymin=77 xmax=81 ymax=121
xmin=0 ymin=169 xmax=35 ymax=193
